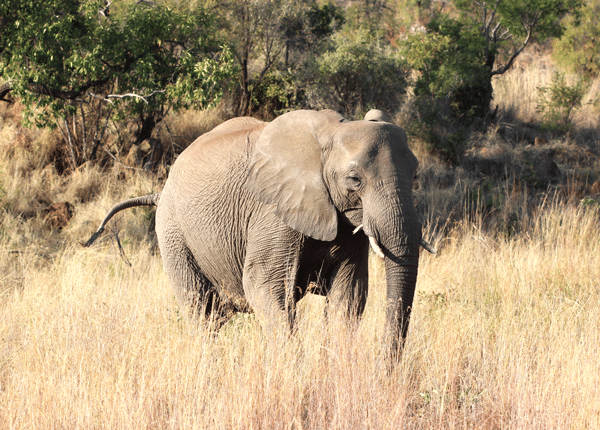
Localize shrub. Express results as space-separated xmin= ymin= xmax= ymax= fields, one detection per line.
xmin=536 ymin=72 xmax=589 ymax=134
xmin=0 ymin=0 xmax=235 ymax=170
xmin=249 ymin=72 xmax=299 ymax=120
xmin=303 ymin=30 xmax=409 ymax=118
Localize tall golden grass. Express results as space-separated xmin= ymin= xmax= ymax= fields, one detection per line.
xmin=1 ymin=169 xmax=599 ymax=428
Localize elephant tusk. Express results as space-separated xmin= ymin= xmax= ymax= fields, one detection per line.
xmin=369 ymin=236 xmax=385 ymax=259
xmin=355 ymin=225 xmax=384 ymax=258
xmin=421 ymin=239 xmax=437 ymax=254
xmin=352 ymin=224 xmax=383 ymax=258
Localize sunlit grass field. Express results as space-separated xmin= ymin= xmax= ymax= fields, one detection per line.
xmin=1 ymin=183 xmax=599 ymax=428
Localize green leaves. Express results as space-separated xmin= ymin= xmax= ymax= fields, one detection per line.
xmin=401 ymin=0 xmax=583 ymax=163
xmin=553 ymin=1 xmax=600 ymax=78
xmin=404 ymin=13 xmax=490 ymax=129
xmin=0 ymin=0 xmax=235 ymax=167
xmin=496 ymin=0 xmax=582 ymax=39
xmin=307 ymin=29 xmax=409 ymax=117
xmin=536 ymin=71 xmax=589 ymax=133
xmin=170 ymin=45 xmax=238 ymax=110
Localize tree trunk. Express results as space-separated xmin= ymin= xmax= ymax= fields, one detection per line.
xmin=238 ymin=57 xmax=251 ymax=117
xmin=136 ymin=113 xmax=158 ymax=145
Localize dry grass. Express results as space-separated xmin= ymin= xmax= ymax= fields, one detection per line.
xmin=158 ymin=107 xmax=229 ymax=156
xmin=1 ymin=161 xmax=599 ymax=428
xmin=493 ymin=59 xmax=556 ymax=123
xmin=493 ymin=53 xmax=600 ymax=130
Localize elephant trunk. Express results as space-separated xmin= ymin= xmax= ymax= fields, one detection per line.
xmin=382 ymin=244 xmax=419 ymax=361
xmin=363 ymin=188 xmax=421 ymax=361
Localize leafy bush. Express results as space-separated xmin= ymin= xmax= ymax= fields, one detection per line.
xmin=303 ymin=30 xmax=409 ymax=117
xmin=404 ymin=15 xmax=490 ymax=124
xmin=401 ymin=15 xmax=492 ymax=162
xmin=0 ymin=0 xmax=235 ymax=169
xmin=553 ymin=1 xmax=600 ymax=78
xmin=536 ymin=72 xmax=589 ymax=134
xmin=401 ymin=0 xmax=582 ymax=163
xmin=249 ymin=72 xmax=299 ymax=119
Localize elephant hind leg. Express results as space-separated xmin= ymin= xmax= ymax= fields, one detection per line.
xmin=160 ymin=236 xmax=223 ymax=321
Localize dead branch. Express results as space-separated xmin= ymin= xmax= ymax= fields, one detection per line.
xmin=103 ymin=147 xmax=145 ymax=172
xmin=98 ymin=0 xmax=111 ymax=22
xmin=491 ymin=22 xmax=533 ymax=76
xmin=87 ymin=90 xmax=166 ymax=105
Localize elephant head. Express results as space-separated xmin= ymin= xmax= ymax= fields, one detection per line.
xmin=246 ymin=109 xmax=424 ymax=358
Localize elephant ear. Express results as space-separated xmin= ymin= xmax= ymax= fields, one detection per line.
xmin=246 ymin=110 xmax=343 ymax=241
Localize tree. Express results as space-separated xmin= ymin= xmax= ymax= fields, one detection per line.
xmin=0 ymin=0 xmax=235 ymax=169
xmin=536 ymin=71 xmax=589 ymax=133
xmin=217 ymin=0 xmax=344 ymax=117
xmin=402 ymin=0 xmax=582 ymax=161
xmin=304 ymin=29 xmax=409 ymax=117
xmin=553 ymin=0 xmax=600 ymax=78
xmin=337 ymin=0 xmax=393 ymax=35
xmin=217 ymin=0 xmax=295 ymax=116
xmin=405 ymin=0 xmax=583 ymax=123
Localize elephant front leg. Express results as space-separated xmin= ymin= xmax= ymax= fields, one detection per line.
xmin=242 ymin=262 xmax=301 ymax=335
xmin=242 ymin=225 xmax=304 ymax=334
xmin=326 ymin=235 xmax=370 ymax=321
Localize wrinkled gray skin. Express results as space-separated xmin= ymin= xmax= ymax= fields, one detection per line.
xmin=86 ymin=109 xmax=423 ymax=359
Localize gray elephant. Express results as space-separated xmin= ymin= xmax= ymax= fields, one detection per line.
xmin=85 ymin=109 xmax=434 ymax=359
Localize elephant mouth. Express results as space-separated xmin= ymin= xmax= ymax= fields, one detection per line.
xmin=352 ymin=224 xmax=437 ymax=257
xmin=340 ymin=207 xmax=363 ymax=225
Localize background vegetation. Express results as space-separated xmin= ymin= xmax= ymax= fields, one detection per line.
xmin=1 ymin=0 xmax=600 ymax=427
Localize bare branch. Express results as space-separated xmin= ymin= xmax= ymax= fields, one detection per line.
xmin=481 ymin=2 xmax=487 ymax=34
xmin=80 ymin=103 xmax=88 ymax=157
xmin=86 ymin=92 xmax=112 ymax=104
xmin=98 ymin=0 xmax=111 ymax=23
xmin=492 ymin=21 xmax=502 ymax=41
xmin=87 ymin=90 xmax=166 ymax=105
xmin=492 ymin=25 xmax=532 ymax=76
xmin=106 ymin=91 xmax=165 ymax=104
xmin=483 ymin=1 xmax=501 ymax=38
xmin=90 ymin=105 xmax=113 ymax=160
xmin=498 ymin=27 xmax=511 ymax=41
xmin=57 ymin=118 xmax=79 ymax=169
xmin=103 ymin=147 xmax=144 ymax=172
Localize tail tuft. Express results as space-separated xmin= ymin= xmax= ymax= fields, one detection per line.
xmin=82 ymin=227 xmax=105 ymax=247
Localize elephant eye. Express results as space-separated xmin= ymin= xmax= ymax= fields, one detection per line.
xmin=347 ymin=175 xmax=362 ymax=189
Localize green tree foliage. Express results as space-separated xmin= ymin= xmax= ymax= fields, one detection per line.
xmin=339 ymin=0 xmax=393 ymax=35
xmin=1 ymin=0 xmax=589 ymax=170
xmin=304 ymin=29 xmax=409 ymax=117
xmin=306 ymin=1 xmax=345 ymax=39
xmin=553 ymin=0 xmax=600 ymax=78
xmin=217 ymin=0 xmax=344 ymax=117
xmin=536 ymin=71 xmax=589 ymax=133
xmin=217 ymin=0 xmax=298 ymax=117
xmin=0 ymin=0 xmax=235 ymax=168
xmin=403 ymin=0 xmax=582 ymax=161
xmin=405 ymin=15 xmax=489 ymax=122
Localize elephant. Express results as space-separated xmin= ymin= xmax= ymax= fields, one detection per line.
xmin=85 ymin=109 xmax=435 ymax=360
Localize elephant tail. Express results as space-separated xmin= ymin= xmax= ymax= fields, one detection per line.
xmin=82 ymin=193 xmax=161 ymax=247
